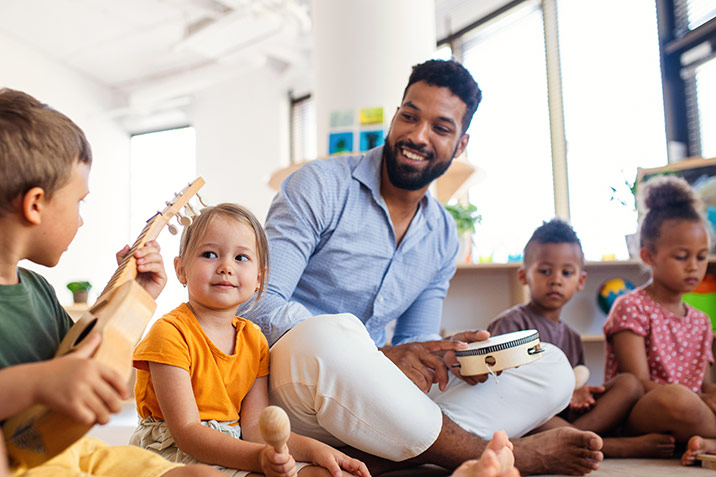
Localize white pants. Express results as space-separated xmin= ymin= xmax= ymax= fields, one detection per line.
xmin=269 ymin=314 xmax=574 ymax=462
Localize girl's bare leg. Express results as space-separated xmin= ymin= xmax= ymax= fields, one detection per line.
xmin=164 ymin=464 xmax=226 ymax=476
xmin=626 ymin=384 xmax=716 ymax=442
xmin=571 ymin=374 xmax=643 ymax=435
xmin=0 ymin=438 xmax=8 ymax=477
xmin=297 ymin=467 xmax=358 ymax=476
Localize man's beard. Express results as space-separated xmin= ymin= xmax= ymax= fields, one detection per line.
xmin=383 ymin=138 xmax=456 ymax=191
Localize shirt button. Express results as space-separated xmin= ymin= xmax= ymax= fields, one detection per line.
xmin=378 ymin=297 xmax=384 ymax=303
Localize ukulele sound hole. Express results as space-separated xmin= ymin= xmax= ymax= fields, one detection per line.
xmin=484 ymin=355 xmax=496 ymax=367
xmin=73 ymin=318 xmax=98 ymax=347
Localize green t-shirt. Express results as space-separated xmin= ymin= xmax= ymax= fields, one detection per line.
xmin=0 ymin=267 xmax=73 ymax=369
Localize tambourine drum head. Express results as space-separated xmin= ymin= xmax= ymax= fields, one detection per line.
xmin=454 ymin=329 xmax=543 ymax=376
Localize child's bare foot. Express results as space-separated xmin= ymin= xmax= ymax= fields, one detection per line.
xmin=603 ymin=434 xmax=675 ymax=458
xmin=513 ymin=427 xmax=603 ymax=475
xmin=451 ymin=449 xmax=519 ymax=477
xmin=682 ymin=435 xmax=716 ymax=466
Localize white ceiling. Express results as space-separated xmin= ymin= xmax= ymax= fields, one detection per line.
xmin=0 ymin=0 xmax=504 ymax=117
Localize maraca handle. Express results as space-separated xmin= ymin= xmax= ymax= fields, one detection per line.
xmin=259 ymin=406 xmax=291 ymax=453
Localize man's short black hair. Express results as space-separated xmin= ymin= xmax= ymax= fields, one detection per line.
xmin=402 ymin=59 xmax=482 ymax=134
xmin=523 ymin=218 xmax=584 ymax=265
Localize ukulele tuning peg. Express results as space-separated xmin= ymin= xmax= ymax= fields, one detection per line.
xmin=185 ymin=202 xmax=199 ymax=218
xmin=196 ymin=192 xmax=209 ymax=208
xmin=176 ymin=213 xmax=191 ymax=227
xmin=168 ymin=223 xmax=179 ymax=235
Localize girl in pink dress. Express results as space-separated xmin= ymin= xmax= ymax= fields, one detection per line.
xmin=603 ymin=175 xmax=715 ymax=466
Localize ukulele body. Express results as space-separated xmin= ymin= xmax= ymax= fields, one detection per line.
xmin=2 ymin=280 xmax=155 ymax=469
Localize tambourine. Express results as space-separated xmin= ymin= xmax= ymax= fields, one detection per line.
xmin=454 ymin=329 xmax=544 ymax=376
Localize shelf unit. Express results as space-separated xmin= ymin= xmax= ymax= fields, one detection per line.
xmin=442 ymin=259 xmax=652 ymax=385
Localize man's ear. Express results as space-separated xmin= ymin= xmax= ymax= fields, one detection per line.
xmin=22 ymin=187 xmax=45 ymax=225
xmin=455 ymin=133 xmax=470 ymax=158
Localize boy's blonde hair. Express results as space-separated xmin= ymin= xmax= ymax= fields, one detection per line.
xmin=178 ymin=203 xmax=269 ymax=305
xmin=0 ymin=88 xmax=92 ymax=215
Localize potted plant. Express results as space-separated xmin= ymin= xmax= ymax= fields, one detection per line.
xmin=67 ymin=281 xmax=92 ymax=304
xmin=610 ymin=175 xmax=639 ymax=258
xmin=445 ymin=203 xmax=481 ymax=263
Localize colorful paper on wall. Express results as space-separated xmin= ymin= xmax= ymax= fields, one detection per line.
xmin=330 ymin=110 xmax=354 ymax=128
xmin=359 ymin=107 xmax=383 ymax=125
xmin=359 ymin=130 xmax=384 ymax=151
xmin=328 ymin=132 xmax=353 ymax=155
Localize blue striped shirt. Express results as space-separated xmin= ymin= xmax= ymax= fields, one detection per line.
xmin=239 ymin=146 xmax=459 ymax=347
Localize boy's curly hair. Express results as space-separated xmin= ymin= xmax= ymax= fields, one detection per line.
xmin=524 ymin=218 xmax=584 ymax=266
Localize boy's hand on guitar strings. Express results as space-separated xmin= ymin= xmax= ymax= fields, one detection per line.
xmin=116 ymin=240 xmax=167 ymax=299
xmin=32 ymin=333 xmax=128 ymax=426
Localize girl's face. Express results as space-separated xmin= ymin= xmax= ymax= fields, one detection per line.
xmin=643 ymin=219 xmax=710 ymax=295
xmin=175 ymin=217 xmax=261 ymax=313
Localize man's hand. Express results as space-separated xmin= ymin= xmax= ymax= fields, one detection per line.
xmin=32 ymin=333 xmax=128 ymax=425
xmin=443 ymin=330 xmax=492 ymax=385
xmin=116 ymin=240 xmax=166 ymax=299
xmin=570 ymin=385 xmax=605 ymax=411
xmin=381 ymin=340 xmax=468 ymax=393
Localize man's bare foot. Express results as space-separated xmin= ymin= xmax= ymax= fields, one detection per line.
xmin=513 ymin=427 xmax=603 ymax=475
xmin=682 ymin=435 xmax=716 ymax=466
xmin=603 ymin=434 xmax=675 ymax=458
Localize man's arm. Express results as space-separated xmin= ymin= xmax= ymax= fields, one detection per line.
xmin=238 ymin=164 xmax=329 ymax=345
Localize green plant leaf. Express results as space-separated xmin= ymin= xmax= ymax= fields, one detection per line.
xmin=67 ymin=281 xmax=92 ymax=292
xmin=445 ymin=203 xmax=482 ymax=236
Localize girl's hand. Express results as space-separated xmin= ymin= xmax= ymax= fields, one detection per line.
xmin=260 ymin=444 xmax=298 ymax=477
xmin=308 ymin=440 xmax=371 ymax=477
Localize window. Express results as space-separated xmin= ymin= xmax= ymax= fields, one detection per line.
xmin=658 ymin=0 xmax=716 ymax=159
xmin=559 ymin=0 xmax=666 ymax=259
xmin=697 ymin=57 xmax=716 ymax=157
xmin=440 ymin=0 xmax=667 ymax=261
xmin=290 ymin=93 xmax=316 ymax=163
xmin=130 ymin=127 xmax=196 ymax=320
xmin=459 ymin=2 xmax=555 ymax=262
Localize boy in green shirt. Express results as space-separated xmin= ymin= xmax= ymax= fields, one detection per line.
xmin=0 ymin=88 xmax=221 ymax=477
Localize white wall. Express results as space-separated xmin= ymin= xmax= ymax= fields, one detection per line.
xmin=193 ymin=68 xmax=289 ymax=223
xmin=1 ymin=29 xmax=293 ymax=304
xmin=1 ymin=31 xmax=133 ymax=306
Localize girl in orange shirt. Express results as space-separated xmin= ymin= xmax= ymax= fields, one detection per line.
xmin=130 ymin=203 xmax=369 ymax=477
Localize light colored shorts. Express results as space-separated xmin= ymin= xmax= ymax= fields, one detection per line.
xmin=131 ymin=416 xmax=309 ymax=476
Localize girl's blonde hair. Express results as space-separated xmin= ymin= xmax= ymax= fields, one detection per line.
xmin=178 ymin=203 xmax=269 ymax=305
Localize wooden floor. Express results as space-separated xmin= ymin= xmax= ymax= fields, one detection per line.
xmin=383 ymin=458 xmax=716 ymax=476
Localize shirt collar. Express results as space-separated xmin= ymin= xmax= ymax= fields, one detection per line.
xmin=352 ymin=146 xmax=441 ymax=227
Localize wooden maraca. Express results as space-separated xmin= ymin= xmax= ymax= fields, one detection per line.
xmin=259 ymin=406 xmax=291 ymax=454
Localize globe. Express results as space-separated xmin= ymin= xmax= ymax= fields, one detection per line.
xmin=597 ymin=278 xmax=635 ymax=314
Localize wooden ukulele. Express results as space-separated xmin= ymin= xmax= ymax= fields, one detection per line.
xmin=2 ymin=177 xmax=206 ymax=470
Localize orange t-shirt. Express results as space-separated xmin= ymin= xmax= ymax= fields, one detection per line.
xmin=133 ymin=303 xmax=270 ymax=422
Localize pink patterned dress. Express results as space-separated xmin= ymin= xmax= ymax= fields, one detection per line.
xmin=603 ymin=288 xmax=713 ymax=392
